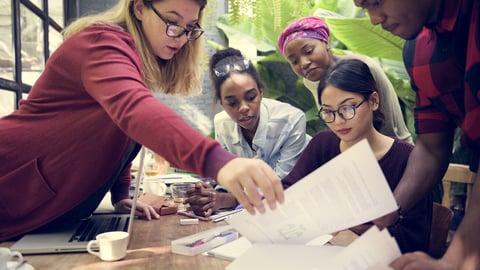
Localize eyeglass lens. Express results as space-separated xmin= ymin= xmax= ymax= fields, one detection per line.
xmin=166 ymin=25 xmax=203 ymax=40
xmin=148 ymin=2 xmax=204 ymax=41
xmin=318 ymin=98 xmax=367 ymax=123
xmin=214 ymin=59 xmax=250 ymax=77
xmin=320 ymin=106 xmax=356 ymax=122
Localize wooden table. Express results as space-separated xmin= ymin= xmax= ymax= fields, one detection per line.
xmin=1 ymin=215 xmax=231 ymax=270
xmin=1 ymin=214 xmax=358 ymax=270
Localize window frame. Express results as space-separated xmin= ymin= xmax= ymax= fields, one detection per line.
xmin=0 ymin=0 xmax=63 ymax=110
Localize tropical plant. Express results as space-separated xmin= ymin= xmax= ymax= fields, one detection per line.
xmin=222 ymin=0 xmax=474 ymax=204
xmin=220 ymin=0 xmax=415 ymax=137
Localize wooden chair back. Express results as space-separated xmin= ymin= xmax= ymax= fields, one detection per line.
xmin=442 ymin=163 xmax=476 ymax=211
xmin=428 ymin=202 xmax=453 ymax=258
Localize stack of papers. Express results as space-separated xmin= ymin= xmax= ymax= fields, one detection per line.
xmin=205 ymin=233 xmax=333 ymax=262
xmin=227 ymin=226 xmax=400 ymax=270
xmin=326 ymin=226 xmax=400 ymax=269
xmin=224 ymin=139 xmax=402 ymax=269
xmin=227 ymin=244 xmax=344 ymax=270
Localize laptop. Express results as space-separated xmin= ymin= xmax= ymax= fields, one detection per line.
xmin=10 ymin=148 xmax=147 ymax=255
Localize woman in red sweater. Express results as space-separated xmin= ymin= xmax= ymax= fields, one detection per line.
xmin=0 ymin=0 xmax=283 ymax=241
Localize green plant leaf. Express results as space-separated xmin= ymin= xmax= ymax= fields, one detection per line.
xmin=324 ymin=17 xmax=405 ymax=61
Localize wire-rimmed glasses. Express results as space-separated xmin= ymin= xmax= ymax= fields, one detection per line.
xmin=147 ymin=2 xmax=204 ymax=41
xmin=317 ymin=98 xmax=368 ymax=123
xmin=213 ymin=58 xmax=250 ymax=77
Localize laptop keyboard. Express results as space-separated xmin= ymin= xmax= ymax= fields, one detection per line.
xmin=68 ymin=216 xmax=130 ymax=242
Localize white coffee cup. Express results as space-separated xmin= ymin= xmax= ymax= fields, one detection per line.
xmin=87 ymin=231 xmax=129 ymax=261
xmin=142 ymin=177 xmax=167 ymax=196
xmin=0 ymin=247 xmax=24 ymax=270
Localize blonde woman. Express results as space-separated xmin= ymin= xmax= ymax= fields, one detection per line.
xmin=0 ymin=0 xmax=283 ymax=241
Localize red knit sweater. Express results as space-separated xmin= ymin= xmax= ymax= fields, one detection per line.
xmin=0 ymin=25 xmax=234 ymax=240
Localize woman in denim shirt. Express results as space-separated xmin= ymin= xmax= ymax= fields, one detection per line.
xmin=186 ymin=48 xmax=310 ymax=216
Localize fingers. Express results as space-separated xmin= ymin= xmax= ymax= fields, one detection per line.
xmin=390 ymin=252 xmax=433 ymax=270
xmin=190 ymin=202 xmax=214 ymax=217
xmin=202 ymin=207 xmax=213 ymax=217
xmin=240 ymin=161 xmax=284 ymax=214
xmin=135 ymin=201 xmax=160 ymax=220
xmin=216 ymin=158 xmax=284 ymax=215
xmin=227 ymin=178 xmax=257 ymax=215
xmin=187 ymin=190 xmax=216 ymax=217
xmin=258 ymin=162 xmax=284 ymax=211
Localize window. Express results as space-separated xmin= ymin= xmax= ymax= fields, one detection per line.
xmin=0 ymin=0 xmax=63 ymax=117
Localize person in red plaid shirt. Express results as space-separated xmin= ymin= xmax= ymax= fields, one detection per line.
xmin=354 ymin=0 xmax=480 ymax=269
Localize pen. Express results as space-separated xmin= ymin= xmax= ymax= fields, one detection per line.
xmin=212 ymin=209 xmax=243 ymax=222
xmin=186 ymin=231 xmax=235 ymax=247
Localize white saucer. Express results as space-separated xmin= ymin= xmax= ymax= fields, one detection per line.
xmin=7 ymin=261 xmax=34 ymax=270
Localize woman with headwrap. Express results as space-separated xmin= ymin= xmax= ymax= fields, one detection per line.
xmin=278 ymin=16 xmax=413 ymax=144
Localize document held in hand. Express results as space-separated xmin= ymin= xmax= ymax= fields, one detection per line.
xmin=227 ymin=139 xmax=398 ymax=244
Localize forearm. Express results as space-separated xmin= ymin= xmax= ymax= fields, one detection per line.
xmin=213 ymin=192 xmax=238 ymax=211
xmin=110 ymin=164 xmax=132 ymax=204
xmin=443 ymin=170 xmax=480 ymax=269
xmin=394 ymin=132 xmax=453 ymax=212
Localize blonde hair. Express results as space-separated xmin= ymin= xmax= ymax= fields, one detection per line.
xmin=62 ymin=0 xmax=206 ymax=95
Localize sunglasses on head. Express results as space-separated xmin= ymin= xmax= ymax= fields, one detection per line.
xmin=213 ymin=58 xmax=250 ymax=77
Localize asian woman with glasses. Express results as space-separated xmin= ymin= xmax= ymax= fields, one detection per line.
xmin=282 ymin=59 xmax=432 ymax=254
xmin=0 ymin=0 xmax=285 ymax=241
xmin=278 ymin=16 xmax=413 ymax=145
xmin=185 ymin=48 xmax=310 ymax=216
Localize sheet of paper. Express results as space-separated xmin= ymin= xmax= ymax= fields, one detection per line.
xmin=226 ymin=227 xmax=399 ymax=270
xmin=228 ymin=139 xmax=398 ymax=244
xmin=326 ymin=226 xmax=401 ymax=269
xmin=226 ymin=244 xmax=344 ymax=270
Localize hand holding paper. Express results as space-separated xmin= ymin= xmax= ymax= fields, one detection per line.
xmin=216 ymin=158 xmax=284 ymax=215
xmin=227 ymin=139 xmax=398 ymax=244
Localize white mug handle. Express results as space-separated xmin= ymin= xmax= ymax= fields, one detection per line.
xmin=158 ymin=182 xmax=167 ymax=196
xmin=86 ymin=240 xmax=100 ymax=257
xmin=8 ymin=251 xmax=24 ymax=268
xmin=10 ymin=250 xmax=23 ymax=260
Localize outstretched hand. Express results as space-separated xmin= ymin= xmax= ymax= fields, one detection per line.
xmin=114 ymin=198 xmax=160 ymax=220
xmin=215 ymin=157 xmax=284 ymax=215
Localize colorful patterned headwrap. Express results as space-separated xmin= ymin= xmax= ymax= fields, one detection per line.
xmin=277 ymin=16 xmax=330 ymax=57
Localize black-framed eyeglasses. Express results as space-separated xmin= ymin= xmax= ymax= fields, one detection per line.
xmin=317 ymin=98 xmax=368 ymax=123
xmin=147 ymin=2 xmax=204 ymax=41
xmin=213 ymin=58 xmax=250 ymax=77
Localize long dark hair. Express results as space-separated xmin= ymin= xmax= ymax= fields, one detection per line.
xmin=317 ymin=59 xmax=385 ymax=131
